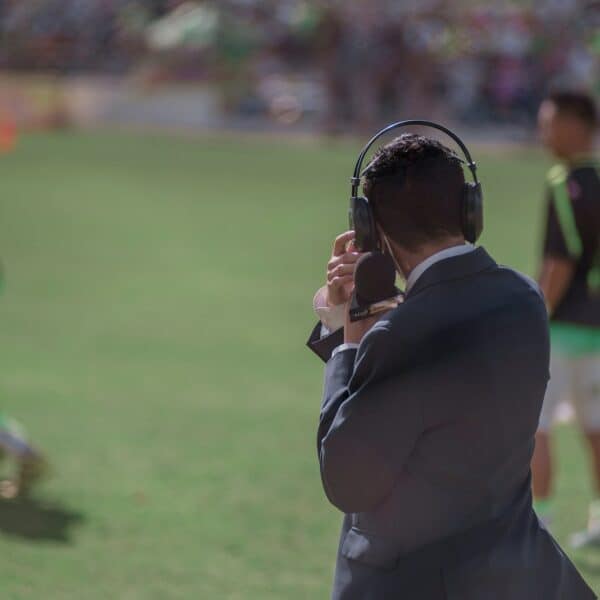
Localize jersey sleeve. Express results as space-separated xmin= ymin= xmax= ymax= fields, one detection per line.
xmin=543 ymin=166 xmax=584 ymax=260
xmin=543 ymin=187 xmax=571 ymax=259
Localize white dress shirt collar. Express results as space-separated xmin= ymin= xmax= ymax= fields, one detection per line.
xmin=405 ymin=243 xmax=475 ymax=293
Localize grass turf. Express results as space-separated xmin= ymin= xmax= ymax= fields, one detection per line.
xmin=0 ymin=130 xmax=597 ymax=598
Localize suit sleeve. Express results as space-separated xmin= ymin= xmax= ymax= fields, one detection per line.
xmin=317 ymin=325 xmax=424 ymax=514
xmin=306 ymin=322 xmax=344 ymax=363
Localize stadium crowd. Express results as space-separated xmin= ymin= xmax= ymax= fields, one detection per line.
xmin=0 ymin=0 xmax=599 ymax=129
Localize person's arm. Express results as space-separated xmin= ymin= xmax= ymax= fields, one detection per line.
xmin=317 ymin=324 xmax=422 ymax=514
xmin=539 ymin=185 xmax=580 ymax=314
xmin=539 ymin=257 xmax=575 ymax=315
xmin=306 ymin=322 xmax=344 ymax=363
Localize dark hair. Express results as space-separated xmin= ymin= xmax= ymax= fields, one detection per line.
xmin=362 ymin=133 xmax=465 ymax=251
xmin=547 ymin=90 xmax=598 ymax=128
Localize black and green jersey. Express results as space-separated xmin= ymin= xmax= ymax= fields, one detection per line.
xmin=543 ymin=159 xmax=600 ymax=329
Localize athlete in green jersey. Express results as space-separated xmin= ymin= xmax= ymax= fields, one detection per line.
xmin=532 ymin=91 xmax=600 ymax=547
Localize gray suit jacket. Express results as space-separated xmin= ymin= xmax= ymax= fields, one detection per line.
xmin=308 ymin=247 xmax=595 ymax=600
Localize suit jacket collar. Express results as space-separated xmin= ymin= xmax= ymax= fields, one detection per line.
xmin=405 ymin=246 xmax=497 ymax=299
xmin=405 ymin=244 xmax=475 ymax=293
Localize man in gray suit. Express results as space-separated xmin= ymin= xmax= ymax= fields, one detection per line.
xmin=308 ymin=134 xmax=595 ymax=599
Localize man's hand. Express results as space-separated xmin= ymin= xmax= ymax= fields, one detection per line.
xmin=326 ymin=231 xmax=363 ymax=307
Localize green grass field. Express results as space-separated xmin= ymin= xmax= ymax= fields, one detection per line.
xmin=0 ymin=130 xmax=598 ymax=598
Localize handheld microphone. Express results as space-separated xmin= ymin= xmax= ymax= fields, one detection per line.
xmin=349 ymin=252 xmax=403 ymax=322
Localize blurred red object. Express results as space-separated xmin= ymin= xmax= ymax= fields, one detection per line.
xmin=0 ymin=118 xmax=17 ymax=153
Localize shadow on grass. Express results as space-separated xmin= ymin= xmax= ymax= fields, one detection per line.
xmin=0 ymin=497 xmax=84 ymax=542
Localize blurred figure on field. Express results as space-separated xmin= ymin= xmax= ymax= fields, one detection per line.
xmin=532 ymin=90 xmax=600 ymax=547
xmin=0 ymin=414 xmax=47 ymax=499
xmin=0 ymin=267 xmax=47 ymax=499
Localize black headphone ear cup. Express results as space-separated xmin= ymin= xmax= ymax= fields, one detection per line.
xmin=350 ymin=196 xmax=379 ymax=252
xmin=462 ymin=183 xmax=484 ymax=243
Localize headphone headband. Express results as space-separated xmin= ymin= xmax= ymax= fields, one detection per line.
xmin=351 ymin=119 xmax=479 ymax=197
xmin=349 ymin=119 xmax=484 ymax=250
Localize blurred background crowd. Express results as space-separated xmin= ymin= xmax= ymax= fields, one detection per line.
xmin=0 ymin=0 xmax=599 ymax=134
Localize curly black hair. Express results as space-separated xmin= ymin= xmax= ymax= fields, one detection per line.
xmin=362 ymin=133 xmax=466 ymax=251
xmin=363 ymin=133 xmax=463 ymax=181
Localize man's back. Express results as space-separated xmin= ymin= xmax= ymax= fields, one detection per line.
xmin=311 ymin=248 xmax=594 ymax=599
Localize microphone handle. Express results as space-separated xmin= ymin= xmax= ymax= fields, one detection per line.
xmin=349 ymin=295 xmax=403 ymax=323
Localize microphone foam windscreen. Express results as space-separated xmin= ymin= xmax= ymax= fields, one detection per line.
xmin=354 ymin=252 xmax=398 ymax=304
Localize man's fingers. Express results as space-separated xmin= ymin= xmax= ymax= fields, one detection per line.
xmin=326 ymin=233 xmax=359 ymax=306
xmin=327 ymin=252 xmax=361 ymax=271
xmin=329 ymin=274 xmax=354 ymax=289
xmin=327 ymin=263 xmax=356 ymax=282
xmin=332 ymin=231 xmax=356 ymax=257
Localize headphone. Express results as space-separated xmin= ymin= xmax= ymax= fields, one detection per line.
xmin=350 ymin=120 xmax=484 ymax=251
